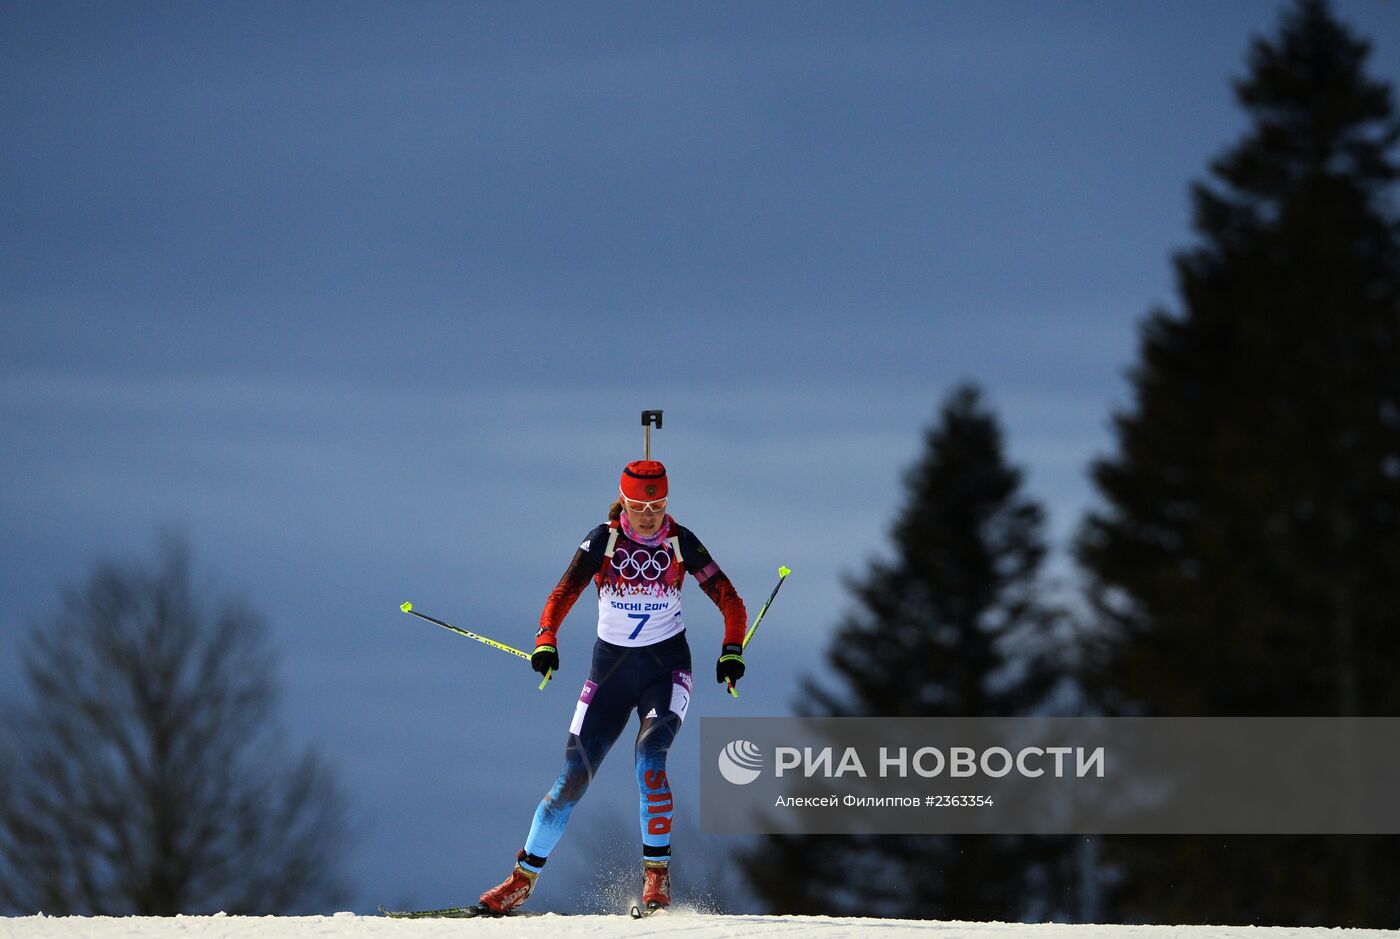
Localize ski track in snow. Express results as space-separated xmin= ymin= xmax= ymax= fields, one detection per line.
xmin=1 ymin=912 xmax=1396 ymax=939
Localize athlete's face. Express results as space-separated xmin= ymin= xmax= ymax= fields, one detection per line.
xmin=623 ymin=498 xmax=667 ymax=536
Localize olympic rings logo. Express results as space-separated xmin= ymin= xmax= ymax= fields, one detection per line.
xmin=613 ymin=547 xmax=672 ymax=582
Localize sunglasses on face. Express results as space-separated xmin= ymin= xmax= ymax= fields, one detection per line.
xmin=620 ymin=492 xmax=668 ymax=514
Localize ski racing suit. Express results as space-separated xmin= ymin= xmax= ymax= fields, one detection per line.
xmin=517 ymin=513 xmax=747 ymax=872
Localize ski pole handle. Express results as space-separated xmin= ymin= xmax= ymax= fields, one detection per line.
xmin=399 ymin=602 xmax=551 ymax=691
xmin=728 ymin=565 xmax=792 ymax=699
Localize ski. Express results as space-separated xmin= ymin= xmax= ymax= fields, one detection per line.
xmin=378 ymin=904 xmax=540 ymax=919
xmin=629 ymin=902 xmax=669 ymax=919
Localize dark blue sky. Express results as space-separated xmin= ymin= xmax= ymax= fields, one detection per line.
xmin=4 ymin=0 xmax=1398 ymax=914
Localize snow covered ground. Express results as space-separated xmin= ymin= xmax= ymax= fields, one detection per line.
xmin=1 ymin=912 xmax=1396 ymax=939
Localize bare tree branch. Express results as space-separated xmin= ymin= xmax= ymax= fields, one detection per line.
xmin=0 ymin=535 xmax=350 ymax=915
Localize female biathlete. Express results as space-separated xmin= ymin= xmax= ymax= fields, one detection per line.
xmin=477 ymin=460 xmax=748 ymax=915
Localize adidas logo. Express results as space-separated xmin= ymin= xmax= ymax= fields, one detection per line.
xmin=645 ymin=708 xmax=658 ymax=718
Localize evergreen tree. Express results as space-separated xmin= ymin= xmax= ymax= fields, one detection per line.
xmin=1076 ymin=0 xmax=1400 ymax=925
xmin=742 ymin=384 xmax=1076 ymax=920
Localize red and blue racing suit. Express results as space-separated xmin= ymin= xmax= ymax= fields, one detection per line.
xmin=516 ymin=515 xmax=746 ymax=872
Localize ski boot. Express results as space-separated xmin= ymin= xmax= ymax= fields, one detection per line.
xmin=641 ymin=858 xmax=671 ymax=912
xmin=478 ymin=851 xmax=539 ymax=915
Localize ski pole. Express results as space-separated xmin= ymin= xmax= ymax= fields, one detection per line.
xmin=400 ymin=602 xmax=551 ymax=690
xmin=728 ymin=565 xmax=792 ymax=698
